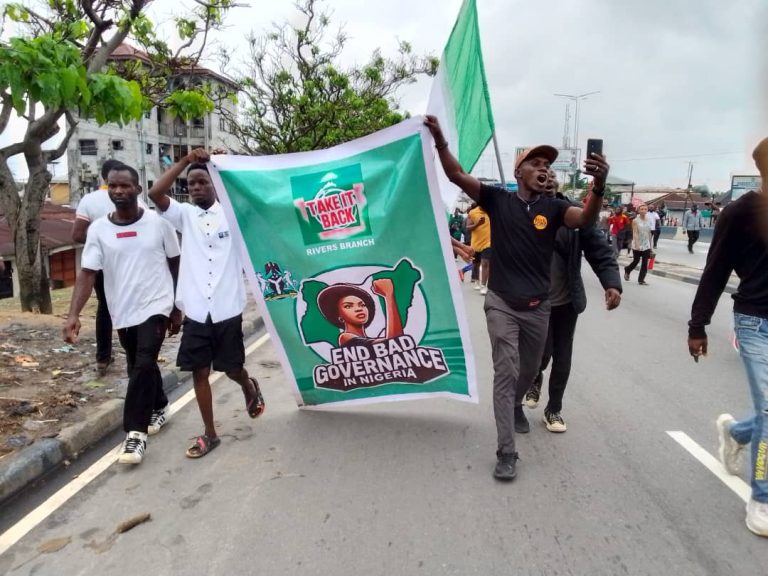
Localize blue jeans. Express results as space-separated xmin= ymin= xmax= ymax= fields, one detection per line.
xmin=729 ymin=313 xmax=768 ymax=502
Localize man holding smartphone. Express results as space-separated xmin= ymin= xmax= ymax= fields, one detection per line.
xmin=424 ymin=116 xmax=608 ymax=481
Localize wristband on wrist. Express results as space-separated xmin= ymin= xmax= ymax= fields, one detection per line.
xmin=435 ymin=140 xmax=449 ymax=151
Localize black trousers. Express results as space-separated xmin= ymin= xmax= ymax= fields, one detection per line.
xmin=625 ymin=249 xmax=651 ymax=283
xmin=652 ymin=229 xmax=661 ymax=248
xmin=94 ymin=271 xmax=113 ymax=363
xmin=117 ymin=315 xmax=168 ymax=433
xmin=687 ymin=230 xmax=700 ymax=251
xmin=538 ymin=303 xmax=579 ymax=414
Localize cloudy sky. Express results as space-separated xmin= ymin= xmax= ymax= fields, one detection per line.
xmin=3 ymin=0 xmax=765 ymax=190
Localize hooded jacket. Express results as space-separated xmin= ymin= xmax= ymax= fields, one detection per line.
xmin=552 ymin=194 xmax=623 ymax=313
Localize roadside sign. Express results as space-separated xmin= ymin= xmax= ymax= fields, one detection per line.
xmin=553 ymin=148 xmax=578 ymax=173
xmin=731 ymin=174 xmax=761 ymax=201
xmin=514 ymin=147 xmax=578 ymax=174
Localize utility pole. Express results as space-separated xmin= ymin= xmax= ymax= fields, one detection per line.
xmin=683 ymin=161 xmax=694 ymax=217
xmin=555 ymin=91 xmax=600 ymax=194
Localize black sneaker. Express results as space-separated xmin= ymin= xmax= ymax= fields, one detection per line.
xmin=493 ymin=450 xmax=518 ymax=481
xmin=514 ymin=405 xmax=530 ymax=434
xmin=543 ymin=409 xmax=567 ymax=433
xmin=624 ymin=270 xmax=630 ymax=281
xmin=525 ymin=373 xmax=542 ymax=409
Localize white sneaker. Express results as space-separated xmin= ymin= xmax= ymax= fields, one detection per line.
xmin=480 ymin=286 xmax=488 ymax=295
xmin=148 ymin=407 xmax=168 ymax=436
xmin=473 ymin=283 xmax=482 ymax=291
xmin=746 ymin=499 xmax=768 ymax=537
xmin=716 ymin=414 xmax=744 ymax=475
xmin=118 ymin=431 xmax=147 ymax=464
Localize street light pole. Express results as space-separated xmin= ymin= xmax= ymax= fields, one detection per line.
xmin=555 ymin=91 xmax=600 ymax=196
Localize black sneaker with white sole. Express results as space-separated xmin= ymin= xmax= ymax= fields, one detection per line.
xmin=525 ymin=373 xmax=542 ymax=409
xmin=543 ymin=409 xmax=567 ymax=433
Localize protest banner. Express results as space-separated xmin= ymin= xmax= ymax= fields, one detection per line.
xmin=208 ymin=117 xmax=477 ymax=407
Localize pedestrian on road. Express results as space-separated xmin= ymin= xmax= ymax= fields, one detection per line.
xmin=72 ymin=159 xmax=148 ymax=375
xmin=688 ymin=137 xmax=768 ymax=537
xmin=647 ymin=204 xmax=662 ymax=249
xmin=608 ymin=206 xmax=629 ymax=256
xmin=683 ymin=204 xmax=704 ymax=253
xmin=525 ymin=171 xmax=622 ymax=432
xmin=466 ymin=203 xmax=491 ymax=295
xmin=149 ymin=149 xmax=265 ymax=459
xmin=64 ymin=164 xmax=182 ymax=465
xmin=624 ymin=203 xmax=653 ymax=285
xmin=597 ymin=201 xmax=612 ymax=243
xmin=424 ymin=115 xmax=607 ymax=481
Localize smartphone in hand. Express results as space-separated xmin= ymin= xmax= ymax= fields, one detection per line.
xmin=587 ymin=139 xmax=603 ymax=158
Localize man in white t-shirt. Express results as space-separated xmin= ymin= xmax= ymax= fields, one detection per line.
xmin=73 ymin=159 xmax=148 ymax=375
xmin=646 ymin=204 xmax=661 ymax=249
xmin=149 ymin=148 xmax=264 ymax=459
xmin=64 ymin=164 xmax=182 ymax=465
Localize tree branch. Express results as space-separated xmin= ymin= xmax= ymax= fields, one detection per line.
xmin=0 ymin=94 xmax=12 ymax=135
xmin=43 ymin=112 xmax=78 ymax=163
xmin=87 ymin=0 xmax=147 ymax=73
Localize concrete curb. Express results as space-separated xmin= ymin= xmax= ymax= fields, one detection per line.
xmin=0 ymin=314 xmax=265 ymax=506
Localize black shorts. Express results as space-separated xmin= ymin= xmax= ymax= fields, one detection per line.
xmin=177 ymin=314 xmax=245 ymax=372
xmin=480 ymin=247 xmax=492 ymax=259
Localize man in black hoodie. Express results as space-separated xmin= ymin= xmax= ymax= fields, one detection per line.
xmin=688 ymin=138 xmax=768 ymax=537
xmin=525 ymin=171 xmax=622 ymax=432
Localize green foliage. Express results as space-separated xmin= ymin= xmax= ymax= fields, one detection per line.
xmin=165 ymin=90 xmax=215 ymax=121
xmin=230 ymin=0 xmax=437 ymax=154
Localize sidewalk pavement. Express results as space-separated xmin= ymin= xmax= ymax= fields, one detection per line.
xmin=615 ymin=236 xmax=739 ymax=294
xmin=0 ymin=310 xmax=265 ymax=506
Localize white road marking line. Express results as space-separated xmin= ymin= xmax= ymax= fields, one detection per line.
xmin=0 ymin=333 xmax=271 ymax=557
xmin=667 ymin=431 xmax=750 ymax=502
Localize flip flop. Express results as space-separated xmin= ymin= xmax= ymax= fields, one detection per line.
xmin=185 ymin=435 xmax=220 ymax=459
xmin=245 ymin=377 xmax=265 ymax=418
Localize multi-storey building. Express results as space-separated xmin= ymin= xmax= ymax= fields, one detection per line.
xmin=66 ymin=44 xmax=240 ymax=206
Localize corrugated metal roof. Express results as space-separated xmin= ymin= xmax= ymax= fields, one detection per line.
xmin=0 ymin=203 xmax=78 ymax=258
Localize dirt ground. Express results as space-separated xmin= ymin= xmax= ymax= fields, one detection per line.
xmin=0 ymin=287 xmax=177 ymax=461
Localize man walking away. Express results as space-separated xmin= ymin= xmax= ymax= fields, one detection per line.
xmin=149 ymin=149 xmax=265 ymax=459
xmin=683 ymin=204 xmax=704 ymax=253
xmin=525 ymin=172 xmax=621 ymax=431
xmin=64 ymin=164 xmax=181 ymax=465
xmin=425 ymin=115 xmax=606 ymax=481
xmin=687 ymin=137 xmax=768 ymax=537
xmin=647 ymin=204 xmax=662 ymax=249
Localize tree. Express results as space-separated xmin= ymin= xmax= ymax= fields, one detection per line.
xmin=220 ymin=0 xmax=438 ymax=155
xmin=0 ymin=0 xmax=236 ymax=313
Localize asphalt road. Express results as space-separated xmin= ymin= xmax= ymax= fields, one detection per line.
xmin=1 ymin=274 xmax=766 ymax=575
xmin=648 ymin=238 xmax=710 ymax=270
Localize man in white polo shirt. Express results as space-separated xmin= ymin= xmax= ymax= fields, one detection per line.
xmin=73 ymin=159 xmax=148 ymax=375
xmin=63 ymin=164 xmax=182 ymax=465
xmin=149 ymin=148 xmax=265 ymax=459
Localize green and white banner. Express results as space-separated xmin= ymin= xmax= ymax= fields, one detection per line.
xmin=209 ymin=118 xmax=477 ymax=407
